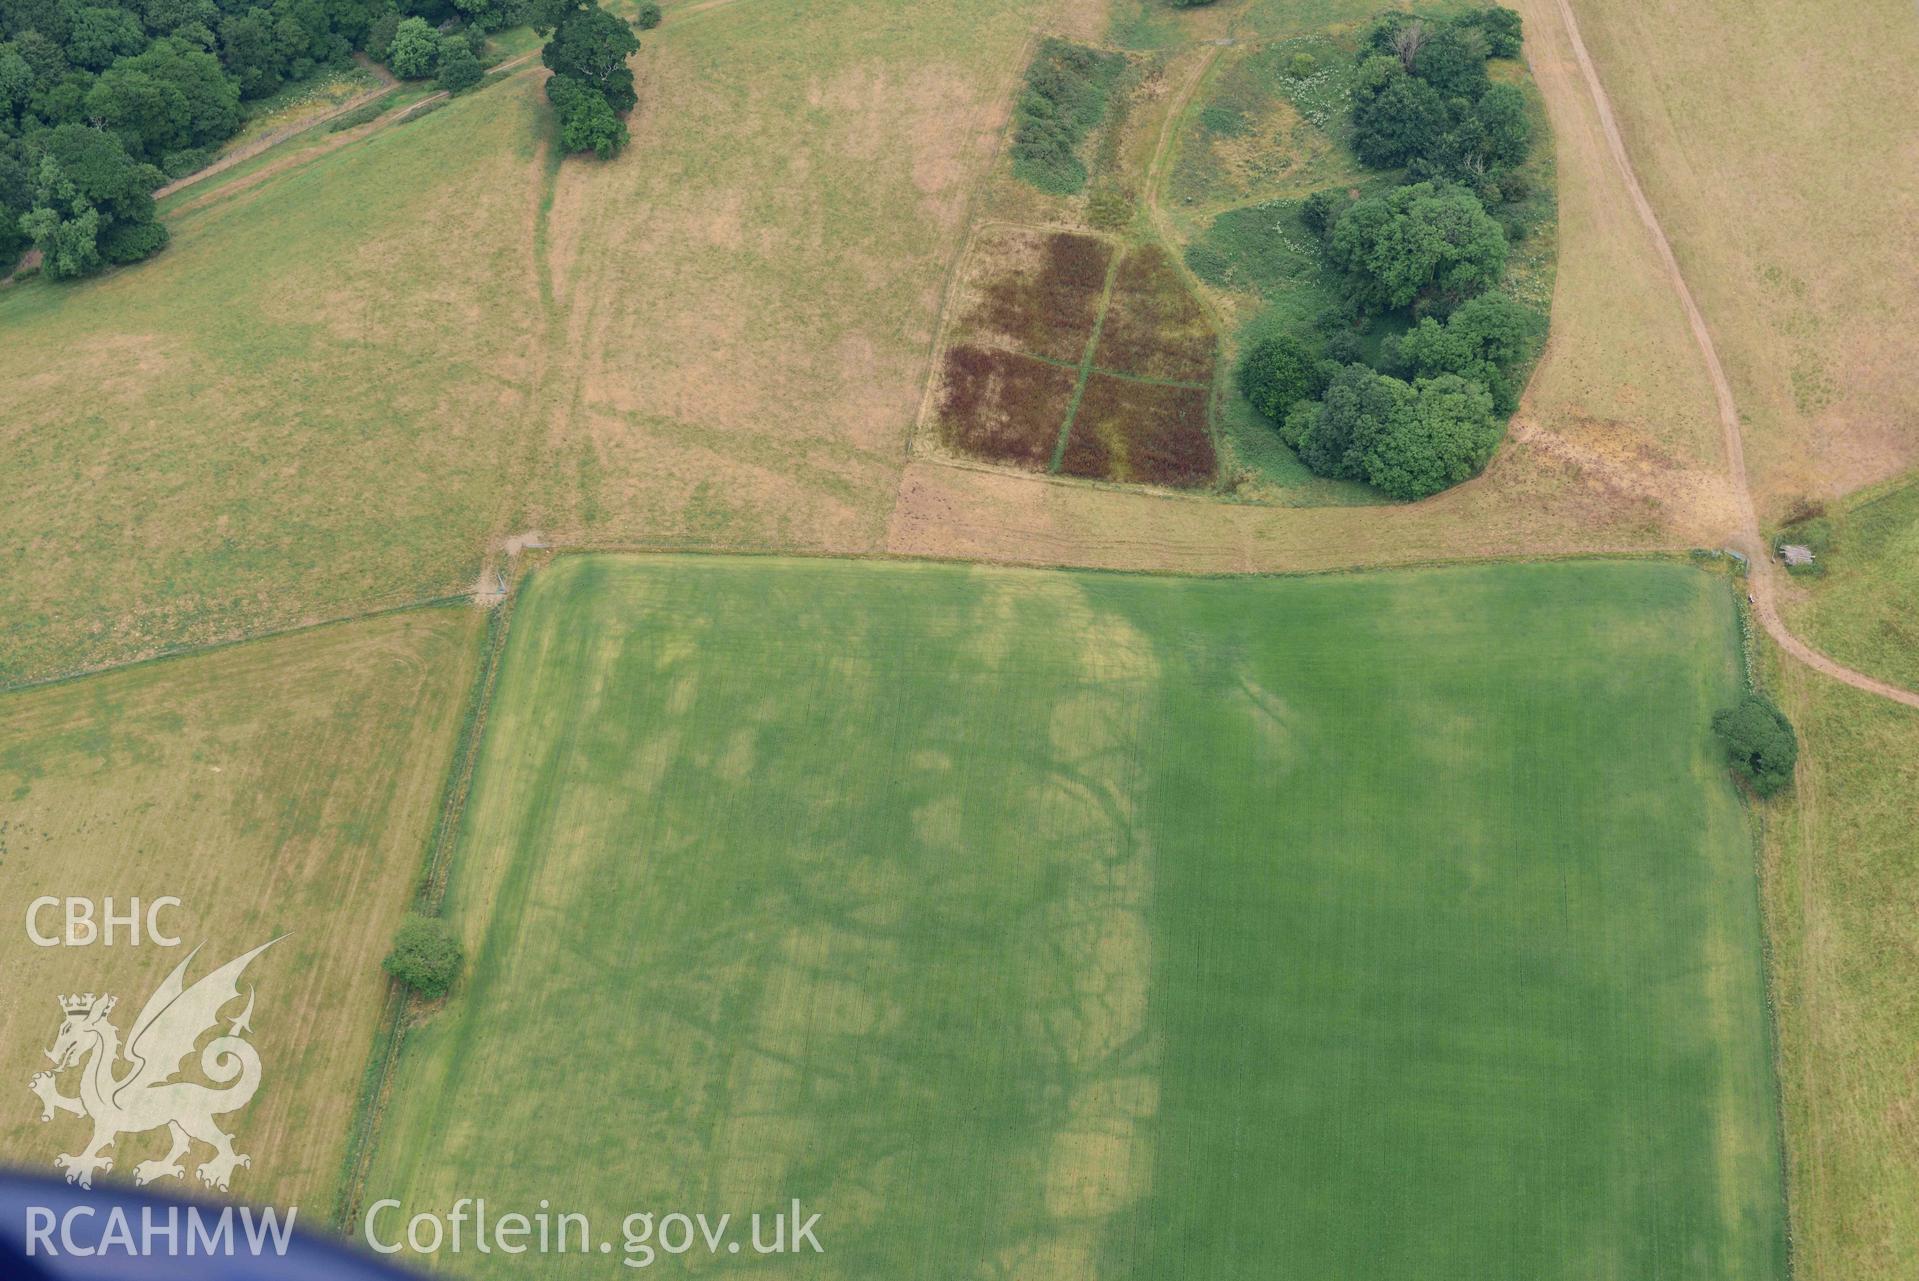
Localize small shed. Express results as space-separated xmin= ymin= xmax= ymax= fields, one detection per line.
xmin=1780 ymin=544 xmax=1815 ymax=567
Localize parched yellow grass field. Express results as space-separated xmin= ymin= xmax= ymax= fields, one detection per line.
xmin=2 ymin=0 xmax=1822 ymax=687
xmin=0 ymin=0 xmax=1075 ymax=686
xmin=0 ymin=607 xmax=483 ymax=1213
xmin=516 ymin=0 xmax=1058 ymax=552
xmin=4 ymin=0 xmax=1905 ymax=680
xmin=0 ymin=84 xmax=546 ymax=686
xmin=1561 ymin=0 xmax=1919 ymax=514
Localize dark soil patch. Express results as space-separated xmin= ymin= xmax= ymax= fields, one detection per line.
xmin=1060 ymin=374 xmax=1215 ymax=489
xmin=1093 ymin=244 xmax=1217 ymax=383
xmin=934 ymin=345 xmax=1079 ymax=471
xmin=959 ymin=229 xmax=1114 ymax=364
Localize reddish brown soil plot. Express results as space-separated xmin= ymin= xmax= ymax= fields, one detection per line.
xmin=1092 ymin=244 xmax=1217 ymax=384
xmin=957 ymin=228 xmax=1115 ymax=364
xmin=934 ymin=345 xmax=1079 ymax=471
xmin=1060 ymin=374 xmax=1215 ymax=488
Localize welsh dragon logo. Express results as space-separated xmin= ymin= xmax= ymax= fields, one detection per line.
xmin=28 ymin=938 xmax=281 ymax=1192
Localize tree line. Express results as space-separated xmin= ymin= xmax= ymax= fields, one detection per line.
xmin=1234 ymin=6 xmax=1545 ymax=501
xmin=1 ymin=0 xmax=405 ymax=277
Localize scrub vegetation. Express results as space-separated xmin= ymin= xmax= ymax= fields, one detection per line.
xmin=1010 ymin=38 xmax=1126 ymax=195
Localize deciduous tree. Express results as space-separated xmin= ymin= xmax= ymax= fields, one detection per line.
xmin=1459 ymin=6 xmax=1524 ymax=59
xmin=1411 ymin=26 xmax=1489 ymax=102
xmin=1328 ymin=180 xmax=1507 ymax=314
xmin=1389 ymin=294 xmax=1541 ymax=412
xmin=65 ymin=6 xmax=145 ymax=72
xmin=385 ymin=16 xmax=440 ymax=79
xmin=1237 ymin=333 xmax=1321 ymax=422
xmin=383 ymin=914 xmax=464 ymax=998
xmin=21 ymin=123 xmax=167 ymax=277
xmin=435 ymin=37 xmax=481 ymax=92
xmin=542 ymin=6 xmax=636 ymax=110
xmin=1351 ymin=61 xmax=1450 ymax=169
xmin=1357 ymin=373 xmax=1498 ymax=499
xmin=1712 ymin=695 xmax=1798 ymax=796
xmin=1282 ymin=363 xmax=1410 ymax=482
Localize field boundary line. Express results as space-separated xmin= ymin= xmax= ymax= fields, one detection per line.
xmin=333 ymin=592 xmax=518 ymax=1231
xmin=1545 ymin=0 xmax=1919 ymax=712
xmin=928 ymin=331 xmax=1211 ymax=390
xmin=0 ymin=591 xmax=476 ymax=699
xmin=413 ymin=597 xmax=518 ymax=909
xmin=1772 ymin=657 xmax=1825 ymax=1277
xmin=515 ymin=539 xmax=1706 ymax=591
xmin=1733 ymin=589 xmax=1805 ymax=1280
xmin=907 ymin=442 xmax=1350 ymax=504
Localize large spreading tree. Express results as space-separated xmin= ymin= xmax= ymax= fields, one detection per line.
xmin=1348 ymin=9 xmax=1532 ymax=186
xmin=1236 ymin=333 xmax=1323 ymax=423
xmin=1389 ymin=294 xmax=1542 ymax=413
xmin=1281 ymin=362 xmax=1411 ymax=483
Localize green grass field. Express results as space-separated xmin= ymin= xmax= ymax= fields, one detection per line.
xmin=1759 ymin=480 xmax=1919 ymax=1280
xmin=364 ymin=554 xmax=1785 ymax=1278
xmin=1765 ymin=660 xmax=1919 ymax=1281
